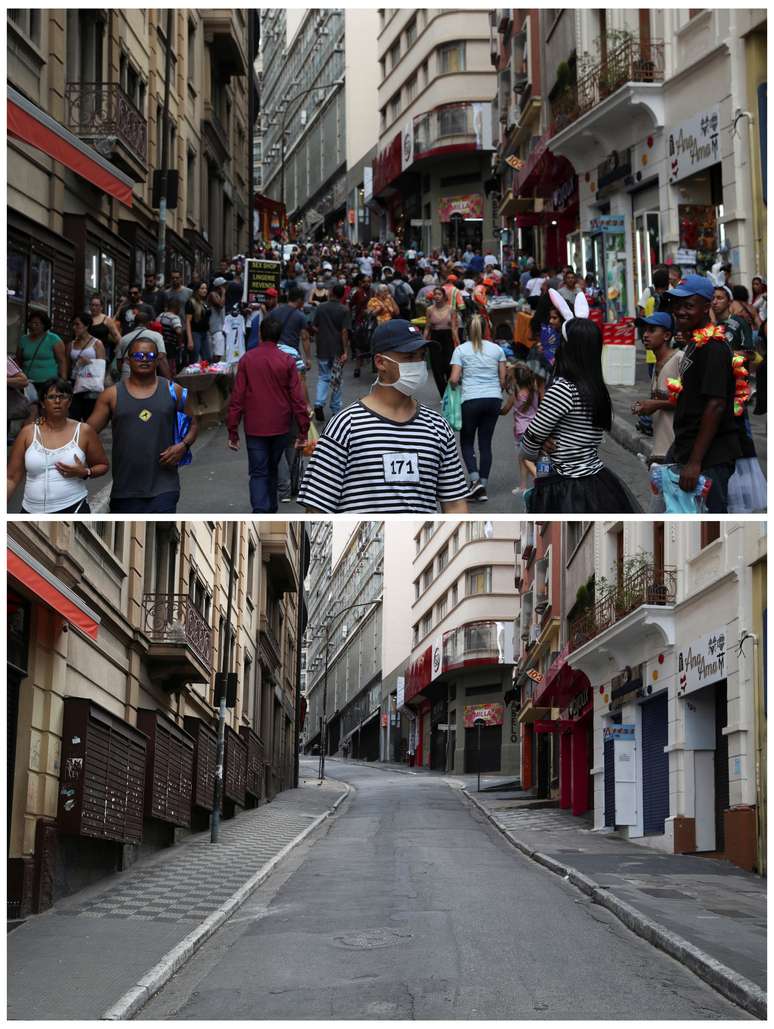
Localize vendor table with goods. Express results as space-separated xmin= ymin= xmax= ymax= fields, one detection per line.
xmin=175 ymin=361 xmax=235 ymax=426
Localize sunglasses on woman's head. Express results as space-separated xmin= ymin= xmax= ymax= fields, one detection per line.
xmin=129 ymin=351 xmax=157 ymax=362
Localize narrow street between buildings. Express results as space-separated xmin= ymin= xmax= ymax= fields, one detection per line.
xmin=137 ymin=760 xmax=757 ymax=1021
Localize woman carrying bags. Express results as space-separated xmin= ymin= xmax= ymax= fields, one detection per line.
xmin=424 ymin=286 xmax=460 ymax=398
xmin=67 ymin=312 xmax=107 ymax=422
xmin=448 ymin=314 xmax=506 ymax=502
xmin=520 ymin=289 xmax=640 ymax=513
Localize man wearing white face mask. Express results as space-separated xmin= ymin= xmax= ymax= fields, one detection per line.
xmin=297 ymin=319 xmax=469 ymax=512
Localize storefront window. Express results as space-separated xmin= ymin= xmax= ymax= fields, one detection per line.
xmin=100 ymin=252 xmax=115 ymax=314
xmin=678 ymin=203 xmax=717 ymax=273
xmin=30 ymin=254 xmax=52 ymax=313
xmin=7 ymin=248 xmax=28 ymax=352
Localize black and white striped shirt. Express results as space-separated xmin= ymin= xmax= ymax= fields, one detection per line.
xmin=297 ymin=401 xmax=469 ymax=512
xmin=520 ymin=377 xmax=604 ymax=477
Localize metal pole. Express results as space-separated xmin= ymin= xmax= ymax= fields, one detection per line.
xmin=293 ymin=528 xmax=306 ymax=788
xmin=156 ymin=7 xmax=173 ymax=283
xmin=279 ymin=111 xmax=286 ymax=243
xmin=318 ymin=626 xmax=329 ymax=781
xmin=211 ymin=521 xmax=238 ymax=843
xmin=477 ymin=722 xmax=482 ymax=793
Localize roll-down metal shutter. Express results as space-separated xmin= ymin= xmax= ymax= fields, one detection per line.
xmin=641 ymin=693 xmax=669 ymax=834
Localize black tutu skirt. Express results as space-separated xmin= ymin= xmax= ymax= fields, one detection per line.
xmin=525 ymin=466 xmax=642 ymax=514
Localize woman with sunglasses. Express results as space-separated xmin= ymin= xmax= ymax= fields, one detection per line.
xmin=88 ymin=336 xmax=198 ymax=513
xmin=7 ymin=378 xmax=108 ymax=513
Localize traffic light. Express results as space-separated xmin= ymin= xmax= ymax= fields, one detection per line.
xmin=213 ymin=671 xmax=238 ymax=708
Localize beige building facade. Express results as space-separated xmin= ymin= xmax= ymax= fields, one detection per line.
xmin=7 ymin=520 xmax=302 ymax=917
xmin=8 ymin=9 xmax=250 ymax=347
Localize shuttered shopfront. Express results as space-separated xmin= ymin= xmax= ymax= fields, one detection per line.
xmin=224 ymin=725 xmax=247 ymax=807
xmin=58 ymin=698 xmax=147 ymax=845
xmin=184 ymin=717 xmax=218 ymax=812
xmin=240 ymin=726 xmax=265 ymax=804
xmin=641 ymin=693 xmax=669 ymax=835
xmin=137 ymin=709 xmax=195 ymax=828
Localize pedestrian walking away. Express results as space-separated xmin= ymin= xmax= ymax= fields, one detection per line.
xmin=448 ymin=313 xmax=507 ymax=502
xmin=311 ymin=283 xmax=351 ymax=423
xmin=7 ymin=377 xmax=108 ymax=513
xmin=88 ymin=337 xmax=197 ymax=513
xmin=297 ymin=319 xmax=470 ymax=513
xmin=520 ymin=290 xmax=641 ymax=513
xmin=226 ymin=315 xmax=310 ymax=513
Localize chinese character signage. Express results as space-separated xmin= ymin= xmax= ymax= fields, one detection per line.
xmin=463 ymin=703 xmax=504 ymax=729
xmin=677 ymin=628 xmax=726 ymax=697
xmin=668 ymin=106 xmax=720 ymax=183
xmin=602 ymin=724 xmax=635 ymax=741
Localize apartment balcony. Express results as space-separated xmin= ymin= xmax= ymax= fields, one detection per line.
xmin=445 ymin=620 xmax=514 ymax=672
xmin=259 ymin=612 xmax=282 ymax=668
xmin=65 ymin=82 xmax=148 ymax=181
xmin=141 ymin=594 xmax=213 ymax=690
xmin=202 ymin=102 xmax=230 ymax=164
xmin=568 ymin=566 xmax=677 ymax=677
xmin=263 ymin=536 xmax=297 ymax=594
xmin=548 ymin=39 xmax=665 ymax=165
xmin=202 ymin=11 xmax=247 ymax=77
xmin=413 ymin=102 xmax=493 ymax=165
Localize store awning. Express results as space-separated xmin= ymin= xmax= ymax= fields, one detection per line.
xmin=8 ymin=86 xmax=134 ymax=208
xmin=7 ymin=539 xmax=101 ymax=640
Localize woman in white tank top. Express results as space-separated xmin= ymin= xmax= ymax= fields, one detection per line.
xmin=6 ymin=377 xmax=109 ymax=513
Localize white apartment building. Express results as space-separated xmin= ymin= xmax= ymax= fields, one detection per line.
xmin=405 ymin=520 xmax=519 ymax=774
xmin=379 ymin=522 xmax=416 ymax=763
xmin=544 ymin=9 xmax=766 ymax=310
xmin=372 ymin=9 xmax=498 ymax=252
xmin=567 ymin=521 xmax=765 ymax=874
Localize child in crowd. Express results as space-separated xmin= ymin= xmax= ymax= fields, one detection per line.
xmin=500 ymin=362 xmax=539 ymax=499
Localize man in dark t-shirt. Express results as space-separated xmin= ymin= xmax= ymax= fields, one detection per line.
xmin=311 ymin=283 xmax=351 ymax=422
xmin=667 ymin=274 xmax=741 ymax=513
xmin=273 ymin=287 xmax=312 ymax=369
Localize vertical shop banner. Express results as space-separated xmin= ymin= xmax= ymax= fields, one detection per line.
xmin=243 ymin=259 xmax=281 ymax=304
xmin=401 ymin=120 xmax=414 ymax=171
xmin=396 ymin=675 xmax=405 ymax=709
xmin=667 ymin=106 xmax=720 ymax=183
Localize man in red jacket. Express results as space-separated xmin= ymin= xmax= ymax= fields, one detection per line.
xmin=227 ymin=315 xmax=310 ymax=512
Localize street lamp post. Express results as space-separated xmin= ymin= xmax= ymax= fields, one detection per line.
xmin=315 ymin=595 xmax=383 ymax=782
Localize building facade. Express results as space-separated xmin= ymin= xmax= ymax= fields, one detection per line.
xmin=492 ymin=8 xmax=767 ymax=312
xmin=8 ymin=9 xmax=250 ymax=347
xmin=7 ymin=520 xmax=302 ymax=918
xmin=405 ymin=521 xmax=519 ymax=774
xmin=372 ymin=9 xmax=498 ymax=252
xmin=514 ymin=521 xmax=766 ymax=876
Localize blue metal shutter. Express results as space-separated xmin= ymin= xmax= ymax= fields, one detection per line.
xmin=603 ymin=738 xmax=615 ymax=827
xmin=641 ymin=693 xmax=669 ymax=834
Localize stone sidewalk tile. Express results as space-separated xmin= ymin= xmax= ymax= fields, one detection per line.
xmin=465 ymin=788 xmax=766 ymax=1019
xmin=8 ymin=775 xmax=348 ymax=1021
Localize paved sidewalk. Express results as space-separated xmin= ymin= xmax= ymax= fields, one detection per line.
xmin=7 ymin=775 xmax=348 ymax=1021
xmin=464 ymin=786 xmax=766 ymax=1019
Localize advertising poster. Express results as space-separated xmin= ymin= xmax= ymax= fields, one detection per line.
xmin=243 ymin=259 xmax=281 ymax=304
xmin=463 ymin=703 xmax=504 ymax=728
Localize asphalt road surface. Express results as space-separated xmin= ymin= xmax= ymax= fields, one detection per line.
xmin=139 ymin=761 xmax=749 ymax=1021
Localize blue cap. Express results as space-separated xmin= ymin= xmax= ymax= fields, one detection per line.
xmin=668 ymin=273 xmax=715 ymax=300
xmin=636 ymin=312 xmax=674 ymax=332
xmin=371 ymin=318 xmax=427 ymax=355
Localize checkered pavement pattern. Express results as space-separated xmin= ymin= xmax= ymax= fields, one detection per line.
xmin=57 ymin=781 xmax=343 ymax=924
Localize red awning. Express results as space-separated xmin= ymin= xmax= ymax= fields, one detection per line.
xmin=7 ymin=539 xmax=100 ymax=640
xmin=8 ymin=87 xmax=134 ymax=208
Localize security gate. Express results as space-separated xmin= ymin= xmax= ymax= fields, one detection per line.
xmin=603 ymin=737 xmax=615 ymax=827
xmin=641 ymin=693 xmax=669 ymax=834
xmin=714 ymin=681 xmax=729 ymax=852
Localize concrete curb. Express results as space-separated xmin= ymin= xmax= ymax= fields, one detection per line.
xmin=462 ymin=788 xmax=766 ymax=1020
xmin=102 ymin=783 xmax=350 ymax=1020
xmin=610 ymin=413 xmax=652 ymax=462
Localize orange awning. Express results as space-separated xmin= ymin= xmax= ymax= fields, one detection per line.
xmin=7 ymin=539 xmax=100 ymax=640
xmin=8 ymin=86 xmax=134 ymax=208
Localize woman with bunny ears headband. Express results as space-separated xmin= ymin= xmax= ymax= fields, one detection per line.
xmin=518 ymin=288 xmax=641 ymax=513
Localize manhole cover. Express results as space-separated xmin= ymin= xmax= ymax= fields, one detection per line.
xmin=334 ymin=927 xmax=413 ymax=950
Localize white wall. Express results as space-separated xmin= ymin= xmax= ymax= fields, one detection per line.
xmin=382 ymin=522 xmax=416 ymax=677
xmin=344 ymin=8 xmax=380 ymax=171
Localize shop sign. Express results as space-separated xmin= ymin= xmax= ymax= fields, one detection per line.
xmin=596 ymin=150 xmax=631 ymax=192
xmin=401 ymin=119 xmax=415 ymax=171
xmin=677 ymin=628 xmax=726 ymax=697
xmin=589 ymin=214 xmax=625 ymax=234
xmin=609 ymin=663 xmax=644 ymax=712
xmin=243 ymin=259 xmax=281 ymax=304
xmin=363 ymin=167 xmax=373 ymax=203
xmin=603 ymin=724 xmax=635 ymax=741
xmin=675 ymin=248 xmax=698 ymax=266
xmin=526 ymin=669 xmax=543 ymax=683
xmin=431 ymin=635 xmax=444 ymax=681
xmin=668 ymin=106 xmax=720 ymax=184
xmin=463 ymin=703 xmax=504 ymax=728
xmin=396 ymin=675 xmax=405 ymax=709
xmin=562 ymin=686 xmax=590 ymax=721
xmin=439 ymin=194 xmax=484 ymax=223
xmin=552 ymin=175 xmax=577 ymax=210
xmin=510 ymin=705 xmax=519 ymax=744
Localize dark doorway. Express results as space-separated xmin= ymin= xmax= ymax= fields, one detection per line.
xmin=642 ymin=693 xmax=669 ymax=834
xmin=464 ymin=724 xmax=502 ymax=773
xmin=603 ymin=737 xmax=615 ymax=827
xmin=536 ymin=732 xmax=550 ymax=798
xmin=714 ymin=680 xmax=729 ymax=852
xmin=7 ymin=671 xmax=22 ymax=848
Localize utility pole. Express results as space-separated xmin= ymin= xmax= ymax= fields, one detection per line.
xmin=156 ymin=7 xmax=173 ymax=284
xmin=211 ymin=521 xmax=238 ymax=843
xmin=293 ymin=527 xmax=307 ymax=788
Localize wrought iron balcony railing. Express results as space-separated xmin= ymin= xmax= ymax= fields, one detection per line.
xmin=65 ymin=82 xmax=148 ymax=161
xmin=142 ymin=594 xmax=213 ymax=669
xmin=569 ymin=565 xmax=676 ymax=652
xmin=551 ymin=38 xmax=665 ymax=131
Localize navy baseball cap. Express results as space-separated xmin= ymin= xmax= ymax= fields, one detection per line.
xmin=371 ymin=319 xmax=427 ymax=355
xmin=668 ymin=273 xmax=715 ymax=300
xmin=636 ymin=312 xmax=674 ymax=332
